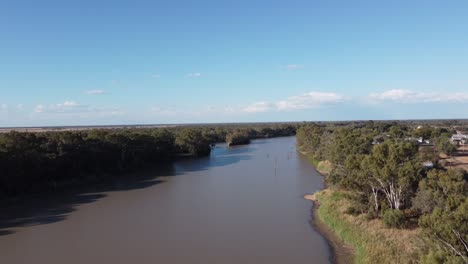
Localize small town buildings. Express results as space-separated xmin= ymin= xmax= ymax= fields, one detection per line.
xmin=405 ymin=137 xmax=432 ymax=145
xmin=450 ymin=133 xmax=468 ymax=145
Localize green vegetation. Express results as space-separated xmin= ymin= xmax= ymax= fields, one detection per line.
xmin=298 ymin=121 xmax=467 ymax=263
xmin=382 ymin=209 xmax=405 ymax=228
xmin=0 ymin=123 xmax=296 ymax=196
xmin=436 ymin=136 xmax=458 ymax=157
xmin=312 ymin=190 xmax=419 ymax=264
xmin=226 ymin=130 xmax=251 ymax=146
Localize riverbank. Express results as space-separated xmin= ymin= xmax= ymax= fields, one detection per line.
xmin=305 ymin=192 xmax=354 ymax=264
xmin=300 ymin=150 xmax=353 ymax=264
xmin=302 ymin=153 xmax=420 ymax=264
xmin=298 ymin=149 xmax=331 ymax=175
xmin=306 ymin=190 xmax=420 ymax=264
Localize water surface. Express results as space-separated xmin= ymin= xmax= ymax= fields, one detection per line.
xmin=0 ymin=136 xmax=331 ymax=264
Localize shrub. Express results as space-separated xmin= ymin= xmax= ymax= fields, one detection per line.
xmin=225 ymin=131 xmax=250 ymax=146
xmin=345 ymin=206 xmax=360 ymax=216
xmin=365 ymin=209 xmax=379 ymax=220
xmin=383 ymin=209 xmax=406 ymax=228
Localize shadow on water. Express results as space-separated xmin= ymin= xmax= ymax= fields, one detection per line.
xmin=0 ymin=163 xmax=176 ymax=237
xmin=250 ymin=140 xmax=268 ymax=145
xmin=0 ymin=146 xmax=255 ymax=237
xmin=0 ymin=230 xmax=13 ymax=236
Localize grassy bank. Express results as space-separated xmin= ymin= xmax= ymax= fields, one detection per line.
xmin=308 ymin=189 xmax=420 ymax=264
xmin=299 ymin=149 xmax=332 ymax=175
xmin=300 ymin=150 xmax=420 ymax=264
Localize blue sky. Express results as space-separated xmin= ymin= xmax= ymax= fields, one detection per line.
xmin=1 ymin=0 xmax=467 ymax=126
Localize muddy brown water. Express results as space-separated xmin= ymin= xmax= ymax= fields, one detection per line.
xmin=0 ymin=136 xmax=332 ymax=264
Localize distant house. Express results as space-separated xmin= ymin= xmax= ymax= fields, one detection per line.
xmin=423 ymin=161 xmax=434 ymax=169
xmin=405 ymin=137 xmax=419 ymax=142
xmin=450 ymin=133 xmax=468 ymax=145
xmin=405 ymin=137 xmax=432 ymax=145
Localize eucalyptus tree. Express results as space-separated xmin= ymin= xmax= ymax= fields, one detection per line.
xmin=361 ymin=141 xmax=421 ymax=210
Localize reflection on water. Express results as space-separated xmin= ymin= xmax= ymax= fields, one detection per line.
xmin=0 ymin=163 xmax=176 ymax=236
xmin=0 ymin=136 xmax=331 ymax=264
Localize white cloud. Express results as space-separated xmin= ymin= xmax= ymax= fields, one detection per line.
xmin=60 ymin=101 xmax=79 ymax=107
xmin=34 ymin=101 xmax=87 ymax=113
xmin=151 ymin=107 xmax=173 ymax=115
xmin=369 ymin=89 xmax=416 ymax=101
xmin=34 ymin=104 xmax=45 ymax=113
xmin=148 ymin=91 xmax=345 ymax=119
xmin=151 ymin=105 xmax=238 ymax=117
xmin=33 ymin=101 xmax=125 ymax=119
xmin=34 ymin=104 xmax=46 ymax=113
xmin=283 ymin=64 xmax=303 ymax=70
xmin=84 ymin=89 xmax=106 ymax=95
xmin=241 ymin=102 xmax=273 ymax=113
xmin=276 ymin=92 xmax=344 ymax=111
xmin=187 ymin=73 xmax=201 ymax=77
xmin=1 ymin=104 xmax=8 ymax=110
xmin=369 ymin=89 xmax=468 ymax=103
xmin=91 ymin=106 xmax=125 ymax=117
xmin=223 ymin=106 xmax=237 ymax=114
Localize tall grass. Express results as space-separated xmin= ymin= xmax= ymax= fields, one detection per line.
xmin=304 ymin=154 xmax=331 ymax=174
xmin=314 ymin=190 xmax=420 ymax=264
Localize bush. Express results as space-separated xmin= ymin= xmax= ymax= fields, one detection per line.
xmin=383 ymin=209 xmax=406 ymax=228
xmin=345 ymin=206 xmax=361 ymax=215
xmin=365 ymin=209 xmax=379 ymax=220
xmin=225 ymin=131 xmax=250 ymax=146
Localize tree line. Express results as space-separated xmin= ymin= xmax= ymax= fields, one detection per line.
xmin=297 ymin=121 xmax=467 ymax=263
xmin=0 ymin=124 xmax=296 ymax=196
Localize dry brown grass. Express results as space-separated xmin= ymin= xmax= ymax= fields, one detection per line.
xmin=309 ymin=190 xmax=421 ymax=264
xmin=441 ymin=145 xmax=468 ymax=172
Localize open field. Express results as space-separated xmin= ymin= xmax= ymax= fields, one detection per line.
xmin=441 ymin=145 xmax=468 ymax=172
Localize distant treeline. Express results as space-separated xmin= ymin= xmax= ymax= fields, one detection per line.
xmin=0 ymin=124 xmax=296 ymax=196
xmin=297 ymin=121 xmax=467 ymax=263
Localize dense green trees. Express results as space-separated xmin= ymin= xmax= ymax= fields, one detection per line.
xmin=363 ymin=142 xmax=421 ymax=210
xmin=341 ymin=141 xmax=421 ymax=213
xmin=0 ymin=124 xmax=296 ymax=196
xmin=175 ymin=128 xmax=211 ymax=156
xmin=413 ymin=125 xmax=434 ymax=140
xmin=417 ymin=169 xmax=468 ymax=263
xmin=296 ymin=123 xmax=324 ymax=152
xmin=420 ymin=201 xmax=468 ymax=263
xmin=436 ymin=136 xmax=458 ymax=156
xmin=225 ymin=130 xmax=251 ymax=146
xmin=297 ymin=121 xmax=467 ymax=263
xmin=413 ymin=169 xmax=466 ymax=214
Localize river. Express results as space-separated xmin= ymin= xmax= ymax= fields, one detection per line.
xmin=0 ymin=136 xmax=332 ymax=264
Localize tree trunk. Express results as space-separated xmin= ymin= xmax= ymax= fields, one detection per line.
xmin=376 ymin=179 xmax=403 ymax=210
xmin=371 ymin=185 xmax=379 ymax=212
